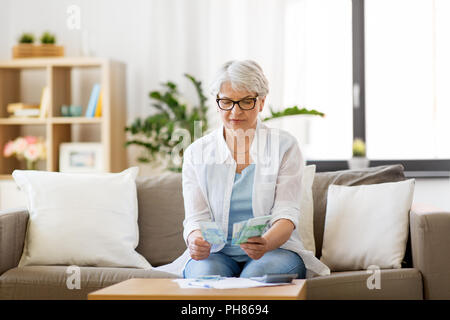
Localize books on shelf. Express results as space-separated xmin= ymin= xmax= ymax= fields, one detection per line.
xmin=6 ymin=86 xmax=51 ymax=119
xmin=7 ymin=103 xmax=39 ymax=114
xmin=94 ymin=90 xmax=102 ymax=117
xmin=5 ymin=84 xmax=103 ymax=120
xmin=13 ymin=109 xmax=41 ymax=117
xmin=85 ymin=84 xmax=101 ymax=118
xmin=7 ymin=103 xmax=41 ymax=118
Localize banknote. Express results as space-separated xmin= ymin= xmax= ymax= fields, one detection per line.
xmin=231 ymin=215 xmax=272 ymax=245
xmin=199 ymin=221 xmax=226 ymax=245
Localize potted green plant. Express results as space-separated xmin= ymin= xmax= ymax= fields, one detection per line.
xmin=40 ymin=31 xmax=56 ymax=44
xmin=19 ymin=33 xmax=35 ymax=44
xmin=35 ymin=31 xmax=64 ymax=57
xmin=12 ymin=33 xmax=35 ymax=58
xmin=125 ymin=74 xmax=208 ymax=173
xmin=348 ymin=138 xmax=370 ymax=169
xmin=12 ymin=31 xmax=64 ymax=59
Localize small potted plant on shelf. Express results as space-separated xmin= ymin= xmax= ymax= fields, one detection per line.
xmin=3 ymin=136 xmax=47 ymax=170
xmin=348 ymin=138 xmax=370 ymax=170
xmin=12 ymin=33 xmax=35 ymax=58
xmin=35 ymin=31 xmax=64 ymax=57
xmin=40 ymin=31 xmax=56 ymax=44
xmin=12 ymin=31 xmax=64 ymax=59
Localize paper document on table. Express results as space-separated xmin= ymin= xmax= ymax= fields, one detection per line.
xmin=199 ymin=221 xmax=226 ymax=245
xmin=231 ymin=215 xmax=272 ymax=245
xmin=173 ymin=278 xmax=291 ymax=289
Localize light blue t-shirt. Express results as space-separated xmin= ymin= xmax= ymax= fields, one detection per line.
xmin=220 ymin=164 xmax=255 ymax=262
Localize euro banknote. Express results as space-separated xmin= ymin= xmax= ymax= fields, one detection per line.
xmin=231 ymin=215 xmax=272 ymax=245
xmin=199 ymin=221 xmax=227 ymax=245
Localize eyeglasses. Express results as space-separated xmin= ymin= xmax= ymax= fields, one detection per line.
xmin=216 ymin=96 xmax=258 ymax=111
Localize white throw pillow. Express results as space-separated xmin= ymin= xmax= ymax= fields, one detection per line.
xmin=298 ymin=165 xmax=316 ymax=254
xmin=12 ymin=167 xmax=151 ymax=269
xmin=320 ymin=179 xmax=415 ymax=271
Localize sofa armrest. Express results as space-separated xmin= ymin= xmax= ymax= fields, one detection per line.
xmin=0 ymin=207 xmax=29 ymax=276
xmin=410 ymin=203 xmax=450 ymax=299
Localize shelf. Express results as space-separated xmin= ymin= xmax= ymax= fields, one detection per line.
xmin=0 ymin=118 xmax=47 ymax=125
xmin=0 ymin=57 xmax=127 ymax=177
xmin=0 ymin=57 xmax=108 ymax=69
xmin=0 ymin=117 xmax=102 ymax=125
xmin=51 ymin=117 xmax=103 ymax=124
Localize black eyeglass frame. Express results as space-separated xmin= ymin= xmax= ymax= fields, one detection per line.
xmin=216 ymin=96 xmax=259 ymax=111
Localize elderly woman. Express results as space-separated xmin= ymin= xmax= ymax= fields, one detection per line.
xmin=180 ymin=60 xmax=330 ymax=279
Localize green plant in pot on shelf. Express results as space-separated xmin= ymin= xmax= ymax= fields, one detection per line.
xmin=14 ymin=31 xmax=63 ymax=58
xmin=40 ymin=31 xmax=56 ymax=44
xmin=125 ymin=74 xmax=208 ymax=173
xmin=3 ymin=136 xmax=47 ymax=170
xmin=348 ymin=138 xmax=370 ymax=170
xmin=18 ymin=33 xmax=35 ymax=44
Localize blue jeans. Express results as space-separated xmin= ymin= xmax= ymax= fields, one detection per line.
xmin=183 ymin=248 xmax=306 ymax=279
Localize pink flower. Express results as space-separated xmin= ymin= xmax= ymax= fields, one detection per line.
xmin=24 ymin=136 xmax=38 ymax=145
xmin=13 ymin=137 xmax=28 ymax=155
xmin=3 ymin=141 xmax=15 ymax=157
xmin=4 ymin=136 xmax=46 ymax=163
xmin=24 ymin=144 xmax=40 ymax=162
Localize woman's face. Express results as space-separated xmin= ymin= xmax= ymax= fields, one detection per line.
xmin=217 ymin=81 xmax=265 ymax=133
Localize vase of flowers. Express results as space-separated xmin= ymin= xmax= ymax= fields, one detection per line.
xmin=3 ymin=136 xmax=47 ymax=170
xmin=348 ymin=138 xmax=370 ymax=170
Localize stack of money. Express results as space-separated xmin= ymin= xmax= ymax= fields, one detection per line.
xmin=231 ymin=215 xmax=272 ymax=245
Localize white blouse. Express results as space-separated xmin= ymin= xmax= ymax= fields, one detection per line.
xmin=156 ymin=117 xmax=330 ymax=278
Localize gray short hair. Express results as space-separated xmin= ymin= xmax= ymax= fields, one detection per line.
xmin=209 ymin=60 xmax=269 ymax=97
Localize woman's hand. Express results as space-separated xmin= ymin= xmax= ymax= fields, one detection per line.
xmin=240 ymin=236 xmax=269 ymax=260
xmin=187 ymin=230 xmax=211 ymax=261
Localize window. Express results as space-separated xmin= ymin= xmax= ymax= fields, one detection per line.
xmin=365 ymin=0 xmax=450 ymax=159
xmin=309 ymin=0 xmax=450 ymax=176
xmin=282 ymin=0 xmax=353 ymax=160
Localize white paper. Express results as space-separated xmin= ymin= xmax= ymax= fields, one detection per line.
xmin=173 ymin=278 xmax=291 ymax=289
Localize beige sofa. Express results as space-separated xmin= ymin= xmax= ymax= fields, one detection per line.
xmin=0 ymin=165 xmax=449 ymax=300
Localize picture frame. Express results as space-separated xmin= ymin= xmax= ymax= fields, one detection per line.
xmin=59 ymin=142 xmax=104 ymax=173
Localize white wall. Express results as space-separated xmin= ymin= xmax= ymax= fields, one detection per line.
xmin=0 ymin=0 xmax=11 ymax=58
xmin=414 ymin=178 xmax=450 ymax=211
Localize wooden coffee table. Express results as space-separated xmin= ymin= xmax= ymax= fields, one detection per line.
xmin=88 ymin=278 xmax=306 ymax=300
